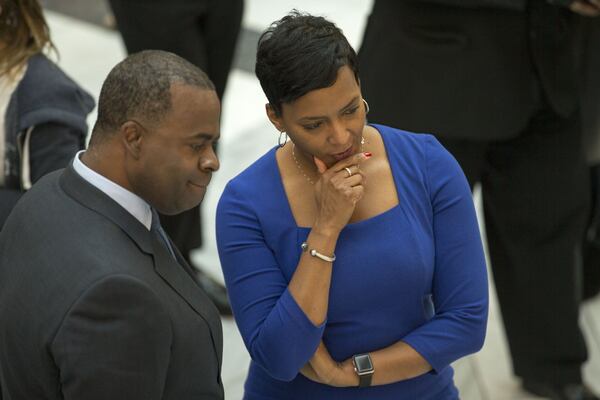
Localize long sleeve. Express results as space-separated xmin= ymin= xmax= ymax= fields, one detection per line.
xmin=28 ymin=122 xmax=84 ymax=183
xmin=401 ymin=135 xmax=489 ymax=373
xmin=0 ymin=122 xmax=82 ymax=229
xmin=216 ymin=182 xmax=325 ymax=381
xmin=51 ymin=275 xmax=173 ymax=399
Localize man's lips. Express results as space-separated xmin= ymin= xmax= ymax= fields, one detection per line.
xmin=188 ymin=181 xmax=209 ymax=188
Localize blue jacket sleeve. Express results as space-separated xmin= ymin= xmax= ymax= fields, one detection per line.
xmin=216 ymin=182 xmax=325 ymax=381
xmin=401 ymin=135 xmax=489 ymax=373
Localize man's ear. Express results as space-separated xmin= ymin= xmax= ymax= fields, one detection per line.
xmin=120 ymin=121 xmax=144 ymax=159
xmin=265 ymin=103 xmax=285 ymax=133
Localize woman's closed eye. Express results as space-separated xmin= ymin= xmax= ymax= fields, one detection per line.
xmin=343 ymin=106 xmax=359 ymax=116
xmin=302 ymin=121 xmax=323 ymax=131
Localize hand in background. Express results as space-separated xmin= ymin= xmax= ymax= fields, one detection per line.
xmin=570 ymin=0 xmax=600 ymax=16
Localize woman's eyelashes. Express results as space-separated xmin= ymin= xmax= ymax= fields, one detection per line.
xmin=301 ymin=107 xmax=360 ymax=131
xmin=303 ymin=121 xmax=323 ymax=131
xmin=343 ymin=105 xmax=360 ymax=115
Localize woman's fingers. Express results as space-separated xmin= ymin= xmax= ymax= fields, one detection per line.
xmin=331 ymin=152 xmax=372 ymax=174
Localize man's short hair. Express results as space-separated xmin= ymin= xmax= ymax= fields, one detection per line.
xmin=91 ymin=50 xmax=215 ymax=140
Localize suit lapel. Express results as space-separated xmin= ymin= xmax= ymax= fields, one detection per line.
xmin=60 ymin=164 xmax=223 ymax=369
xmin=152 ymin=240 xmax=223 ymax=370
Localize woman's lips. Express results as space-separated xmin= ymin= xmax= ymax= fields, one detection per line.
xmin=331 ymin=146 xmax=355 ymax=161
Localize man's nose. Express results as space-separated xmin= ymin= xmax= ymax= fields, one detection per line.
xmin=200 ymin=146 xmax=219 ymax=172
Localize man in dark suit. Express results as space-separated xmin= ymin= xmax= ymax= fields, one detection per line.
xmin=108 ymin=0 xmax=244 ymax=315
xmin=0 ymin=50 xmax=223 ymax=399
xmin=359 ymin=0 xmax=599 ymax=399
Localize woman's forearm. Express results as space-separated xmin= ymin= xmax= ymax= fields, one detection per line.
xmin=368 ymin=341 xmax=432 ymax=385
xmin=303 ymin=340 xmax=432 ymax=387
xmin=288 ymin=227 xmax=339 ymax=326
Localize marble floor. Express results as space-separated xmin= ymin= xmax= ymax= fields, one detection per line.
xmin=43 ymin=1 xmax=600 ymax=398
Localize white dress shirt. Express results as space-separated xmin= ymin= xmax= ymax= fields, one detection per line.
xmin=72 ymin=150 xmax=152 ymax=230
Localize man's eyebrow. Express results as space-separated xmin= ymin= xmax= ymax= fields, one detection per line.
xmin=188 ymin=132 xmax=220 ymax=141
xmin=297 ymin=96 xmax=360 ymax=122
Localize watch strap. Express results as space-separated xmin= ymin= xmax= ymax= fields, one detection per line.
xmin=358 ymin=371 xmax=373 ymax=388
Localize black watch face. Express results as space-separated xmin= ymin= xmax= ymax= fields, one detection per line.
xmin=354 ymin=354 xmax=373 ymax=372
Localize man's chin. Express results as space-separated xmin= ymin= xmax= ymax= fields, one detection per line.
xmin=157 ymin=197 xmax=205 ymax=216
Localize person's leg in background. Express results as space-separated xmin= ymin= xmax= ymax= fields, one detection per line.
xmin=440 ymin=103 xmax=593 ymax=398
xmin=483 ymin=104 xmax=592 ymax=398
xmin=580 ymin=19 xmax=600 ymax=302
xmin=108 ymin=0 xmax=244 ymax=315
xmin=583 ymin=165 xmax=600 ymax=301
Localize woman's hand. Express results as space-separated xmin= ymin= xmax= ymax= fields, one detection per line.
xmin=312 ymin=152 xmax=371 ymax=235
xmin=299 ymin=342 xmax=360 ymax=387
xmin=300 ymin=358 xmax=359 ymax=387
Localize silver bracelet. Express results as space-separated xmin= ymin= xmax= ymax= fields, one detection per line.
xmin=301 ymin=242 xmax=336 ymax=262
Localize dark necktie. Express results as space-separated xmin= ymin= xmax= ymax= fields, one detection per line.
xmin=151 ymin=208 xmax=177 ymax=260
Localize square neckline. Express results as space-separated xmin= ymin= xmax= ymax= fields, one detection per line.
xmin=272 ymin=124 xmax=402 ymax=230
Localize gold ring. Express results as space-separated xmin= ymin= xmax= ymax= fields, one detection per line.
xmin=344 ymin=167 xmax=352 ymax=177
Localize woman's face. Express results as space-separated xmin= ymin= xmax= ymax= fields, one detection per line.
xmin=268 ymin=65 xmax=366 ymax=168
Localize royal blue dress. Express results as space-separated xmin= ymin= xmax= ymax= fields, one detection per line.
xmin=216 ymin=124 xmax=488 ymax=399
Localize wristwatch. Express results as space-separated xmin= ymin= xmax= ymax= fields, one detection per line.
xmin=352 ymin=353 xmax=374 ymax=388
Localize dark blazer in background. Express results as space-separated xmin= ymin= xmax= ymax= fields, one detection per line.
xmin=0 ymin=165 xmax=223 ymax=399
xmin=580 ymin=18 xmax=600 ymax=164
xmin=359 ymin=0 xmax=579 ymax=141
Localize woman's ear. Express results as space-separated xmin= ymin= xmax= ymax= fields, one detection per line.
xmin=265 ymin=103 xmax=284 ymax=132
xmin=120 ymin=121 xmax=144 ymax=159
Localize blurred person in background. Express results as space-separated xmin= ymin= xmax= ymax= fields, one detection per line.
xmin=0 ymin=0 xmax=95 ymax=228
xmin=358 ymin=0 xmax=599 ymax=398
xmin=579 ymin=18 xmax=600 ymax=301
xmin=108 ymin=0 xmax=244 ymax=315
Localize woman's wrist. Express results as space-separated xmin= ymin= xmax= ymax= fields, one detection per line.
xmin=341 ymin=358 xmax=360 ymax=387
xmin=311 ymin=221 xmax=342 ymax=240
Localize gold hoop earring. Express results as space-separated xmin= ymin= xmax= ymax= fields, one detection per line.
xmin=278 ymin=131 xmax=288 ymax=148
xmin=362 ymin=99 xmax=370 ymax=115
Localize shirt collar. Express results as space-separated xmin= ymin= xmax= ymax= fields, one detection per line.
xmin=72 ymin=150 xmax=152 ymax=230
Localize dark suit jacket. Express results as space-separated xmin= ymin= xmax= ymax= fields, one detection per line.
xmin=579 ymin=19 xmax=600 ymax=164
xmin=358 ymin=0 xmax=581 ymax=140
xmin=0 ymin=165 xmax=223 ymax=399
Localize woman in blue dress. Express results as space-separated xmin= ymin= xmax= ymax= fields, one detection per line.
xmin=216 ymin=11 xmax=488 ymax=399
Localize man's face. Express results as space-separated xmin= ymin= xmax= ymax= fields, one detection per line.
xmin=130 ymin=84 xmax=220 ymax=215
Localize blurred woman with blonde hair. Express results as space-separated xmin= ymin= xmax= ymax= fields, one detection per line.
xmin=0 ymin=0 xmax=94 ymax=226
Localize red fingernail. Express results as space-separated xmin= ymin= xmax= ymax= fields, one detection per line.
xmin=364 ymin=152 xmax=372 ymax=158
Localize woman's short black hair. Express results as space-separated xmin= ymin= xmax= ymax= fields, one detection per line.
xmin=255 ymin=10 xmax=359 ymax=116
